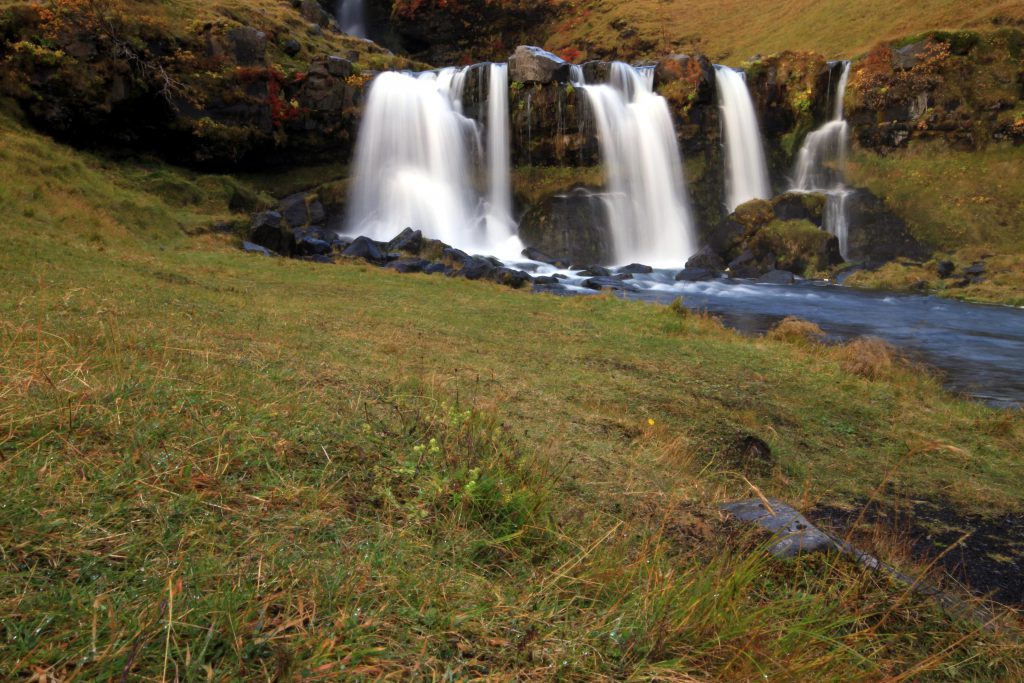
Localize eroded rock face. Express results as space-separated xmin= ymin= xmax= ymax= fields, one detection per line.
xmin=843 ymin=189 xmax=931 ymax=264
xmin=509 ymin=46 xmax=571 ymax=84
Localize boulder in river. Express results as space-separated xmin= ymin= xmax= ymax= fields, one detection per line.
xmin=508 ymin=46 xmax=571 ymax=84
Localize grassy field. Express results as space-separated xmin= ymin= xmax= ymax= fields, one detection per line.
xmin=2 ymin=107 xmax=1024 ymax=679
xmin=546 ymin=0 xmax=1024 ymax=63
xmin=845 ymin=141 xmax=1024 ymax=305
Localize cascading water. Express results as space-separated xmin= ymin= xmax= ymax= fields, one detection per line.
xmin=580 ymin=62 xmax=697 ymax=265
xmin=791 ymin=61 xmax=852 ymax=259
xmin=484 ymin=63 xmax=517 ymax=251
xmin=714 ymin=65 xmax=772 ymax=212
xmin=336 ymin=0 xmax=366 ymax=38
xmin=345 ymin=67 xmax=523 ymax=257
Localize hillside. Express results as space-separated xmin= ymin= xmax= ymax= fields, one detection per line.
xmin=545 ymin=0 xmax=1024 ymax=63
xmin=2 ymin=102 xmax=1024 ymax=678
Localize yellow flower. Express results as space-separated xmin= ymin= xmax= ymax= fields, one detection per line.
xmin=647 ymin=418 xmax=655 ymax=426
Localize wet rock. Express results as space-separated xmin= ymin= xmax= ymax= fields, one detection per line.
xmin=509 ymin=46 xmax=571 ymax=84
xmin=249 ymin=211 xmax=294 ymax=254
xmin=756 ymin=269 xmax=797 ymax=285
xmin=342 ymin=236 xmax=387 ymax=263
xmin=577 ymin=266 xmax=612 ymax=277
xmin=618 ymin=263 xmax=654 ymax=274
xmin=533 ymin=275 xmax=561 ymax=285
xmin=522 ymin=246 xmax=571 ymax=269
xmin=242 ymin=241 xmax=277 ymax=257
xmin=583 ymin=276 xmax=639 ymax=292
xmin=387 ymin=228 xmax=423 ymax=254
xmin=280 ymin=193 xmax=325 ymax=229
xmin=456 ymin=257 xmax=499 ymax=281
xmin=492 ymin=268 xmax=534 ymax=289
xmin=727 ymin=249 xmax=762 ymax=278
xmin=518 ymin=189 xmax=614 ymax=267
xmin=675 ymin=267 xmax=718 ymax=282
xmin=292 ymin=227 xmax=332 ymax=256
xmin=685 ymin=245 xmax=725 ymax=271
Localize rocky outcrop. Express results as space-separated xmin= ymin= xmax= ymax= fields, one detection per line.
xmin=517 ymin=188 xmax=613 ymax=266
xmin=843 ymin=189 xmax=932 ymax=264
xmin=847 ymin=30 xmax=1024 ymax=151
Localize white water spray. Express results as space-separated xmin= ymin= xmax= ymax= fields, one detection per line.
xmin=345 ymin=68 xmax=522 ymax=257
xmin=791 ymin=61 xmax=853 ymax=259
xmin=484 ymin=63 xmax=517 ymax=251
xmin=715 ymin=65 xmax=771 ymax=212
xmin=337 ymin=0 xmax=366 ymax=38
xmin=581 ymin=62 xmax=697 ymax=265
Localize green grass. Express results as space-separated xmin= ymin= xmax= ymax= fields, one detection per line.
xmin=2 ymin=110 xmax=1024 ymax=679
xmin=545 ymin=0 xmax=1024 ymax=63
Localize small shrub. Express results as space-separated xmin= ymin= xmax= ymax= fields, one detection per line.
xmin=834 ymin=336 xmax=901 ymax=379
xmin=767 ymin=316 xmax=825 ymax=345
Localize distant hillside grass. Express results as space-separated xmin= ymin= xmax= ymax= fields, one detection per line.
xmin=2 ymin=106 xmax=1024 ymax=678
xmin=547 ymin=0 xmax=1024 ymax=62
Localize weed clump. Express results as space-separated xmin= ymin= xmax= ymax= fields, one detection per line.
xmin=835 ymin=336 xmax=903 ymax=379
xmin=767 ymin=316 xmax=826 ymax=345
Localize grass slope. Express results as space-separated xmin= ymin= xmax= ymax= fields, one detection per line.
xmin=2 ymin=109 xmax=1024 ymax=678
xmin=547 ymin=0 xmax=1024 ymax=62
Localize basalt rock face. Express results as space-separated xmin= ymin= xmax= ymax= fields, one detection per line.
xmin=847 ymin=30 xmax=1024 ymax=151
xmin=0 ymin=3 xmax=374 ymax=168
xmin=843 ymin=189 xmax=932 ymax=264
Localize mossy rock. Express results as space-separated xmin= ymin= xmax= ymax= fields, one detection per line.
xmin=749 ymin=219 xmax=842 ymax=275
xmin=732 ymin=199 xmax=776 ymax=231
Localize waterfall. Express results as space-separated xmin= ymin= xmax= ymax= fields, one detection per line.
xmin=569 ymin=65 xmax=585 ymax=86
xmin=580 ymin=62 xmax=697 ymax=266
xmin=337 ymin=0 xmax=366 ymax=38
xmin=484 ymin=63 xmax=517 ymax=251
xmin=714 ymin=65 xmax=772 ymax=212
xmin=791 ymin=61 xmax=852 ymax=259
xmin=344 ymin=68 xmax=523 ymax=257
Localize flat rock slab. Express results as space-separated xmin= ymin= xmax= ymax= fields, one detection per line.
xmin=720 ymin=498 xmax=837 ymax=557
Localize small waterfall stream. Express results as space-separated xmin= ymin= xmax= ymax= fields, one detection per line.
xmin=715 ymin=65 xmax=772 ymax=212
xmin=580 ymin=62 xmax=697 ymax=265
xmin=337 ymin=0 xmax=366 ymax=38
xmin=791 ymin=61 xmax=853 ymax=259
xmin=344 ymin=67 xmax=523 ymax=257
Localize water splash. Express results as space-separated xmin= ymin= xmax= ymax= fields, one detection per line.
xmin=580 ymin=62 xmax=697 ymax=265
xmin=715 ymin=65 xmax=772 ymax=212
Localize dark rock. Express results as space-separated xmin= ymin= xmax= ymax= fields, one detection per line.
xmin=893 ymin=40 xmax=933 ymax=71
xmin=492 ymin=268 xmax=534 ymax=289
xmin=582 ymin=276 xmax=640 ymax=292
xmin=727 ymin=249 xmax=762 ymax=278
xmin=423 ymin=263 xmax=449 ymax=275
xmin=936 ymin=260 xmax=956 ymax=278
xmin=242 ymin=241 xmax=277 ymax=257
xmin=456 ymin=257 xmax=498 ymax=281
xmin=771 ymin=192 xmax=824 ymax=226
xmin=228 ymin=27 xmax=267 ymax=66
xmin=653 ymin=54 xmax=715 ymax=105
xmin=964 ymin=262 xmax=986 ymax=276
xmin=441 ymin=247 xmax=471 ymax=266
xmin=577 ymin=266 xmax=612 ymax=277
xmin=518 ymin=189 xmax=614 ymax=267
xmin=522 ymin=246 xmax=571 ymax=269
xmin=618 ymin=263 xmax=654 ymax=274
xmin=280 ymin=193 xmax=320 ymax=229
xmin=580 ymin=60 xmax=611 ymax=84
xmin=674 ymin=268 xmax=718 ymax=282
xmin=300 ymin=0 xmax=331 ymax=27
xmin=282 ymin=38 xmax=302 ymax=57
xmin=533 ymin=275 xmax=561 ymax=285
xmin=387 ymin=228 xmax=423 ymax=254
xmin=387 ymin=259 xmax=431 ymax=273
xmin=292 ymin=228 xmax=332 ymax=256
xmin=756 ymin=269 xmax=797 ymax=285
xmin=326 ymin=56 xmax=354 ymax=78
xmin=509 ymin=45 xmax=571 ymax=84
xmin=342 ymin=236 xmax=386 ymax=263
xmin=843 ymin=189 xmax=932 ymax=264
xmin=721 ymin=499 xmax=836 ymax=558
xmin=685 ymin=245 xmax=725 ymax=271
xmin=249 ymin=211 xmax=294 ymax=254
